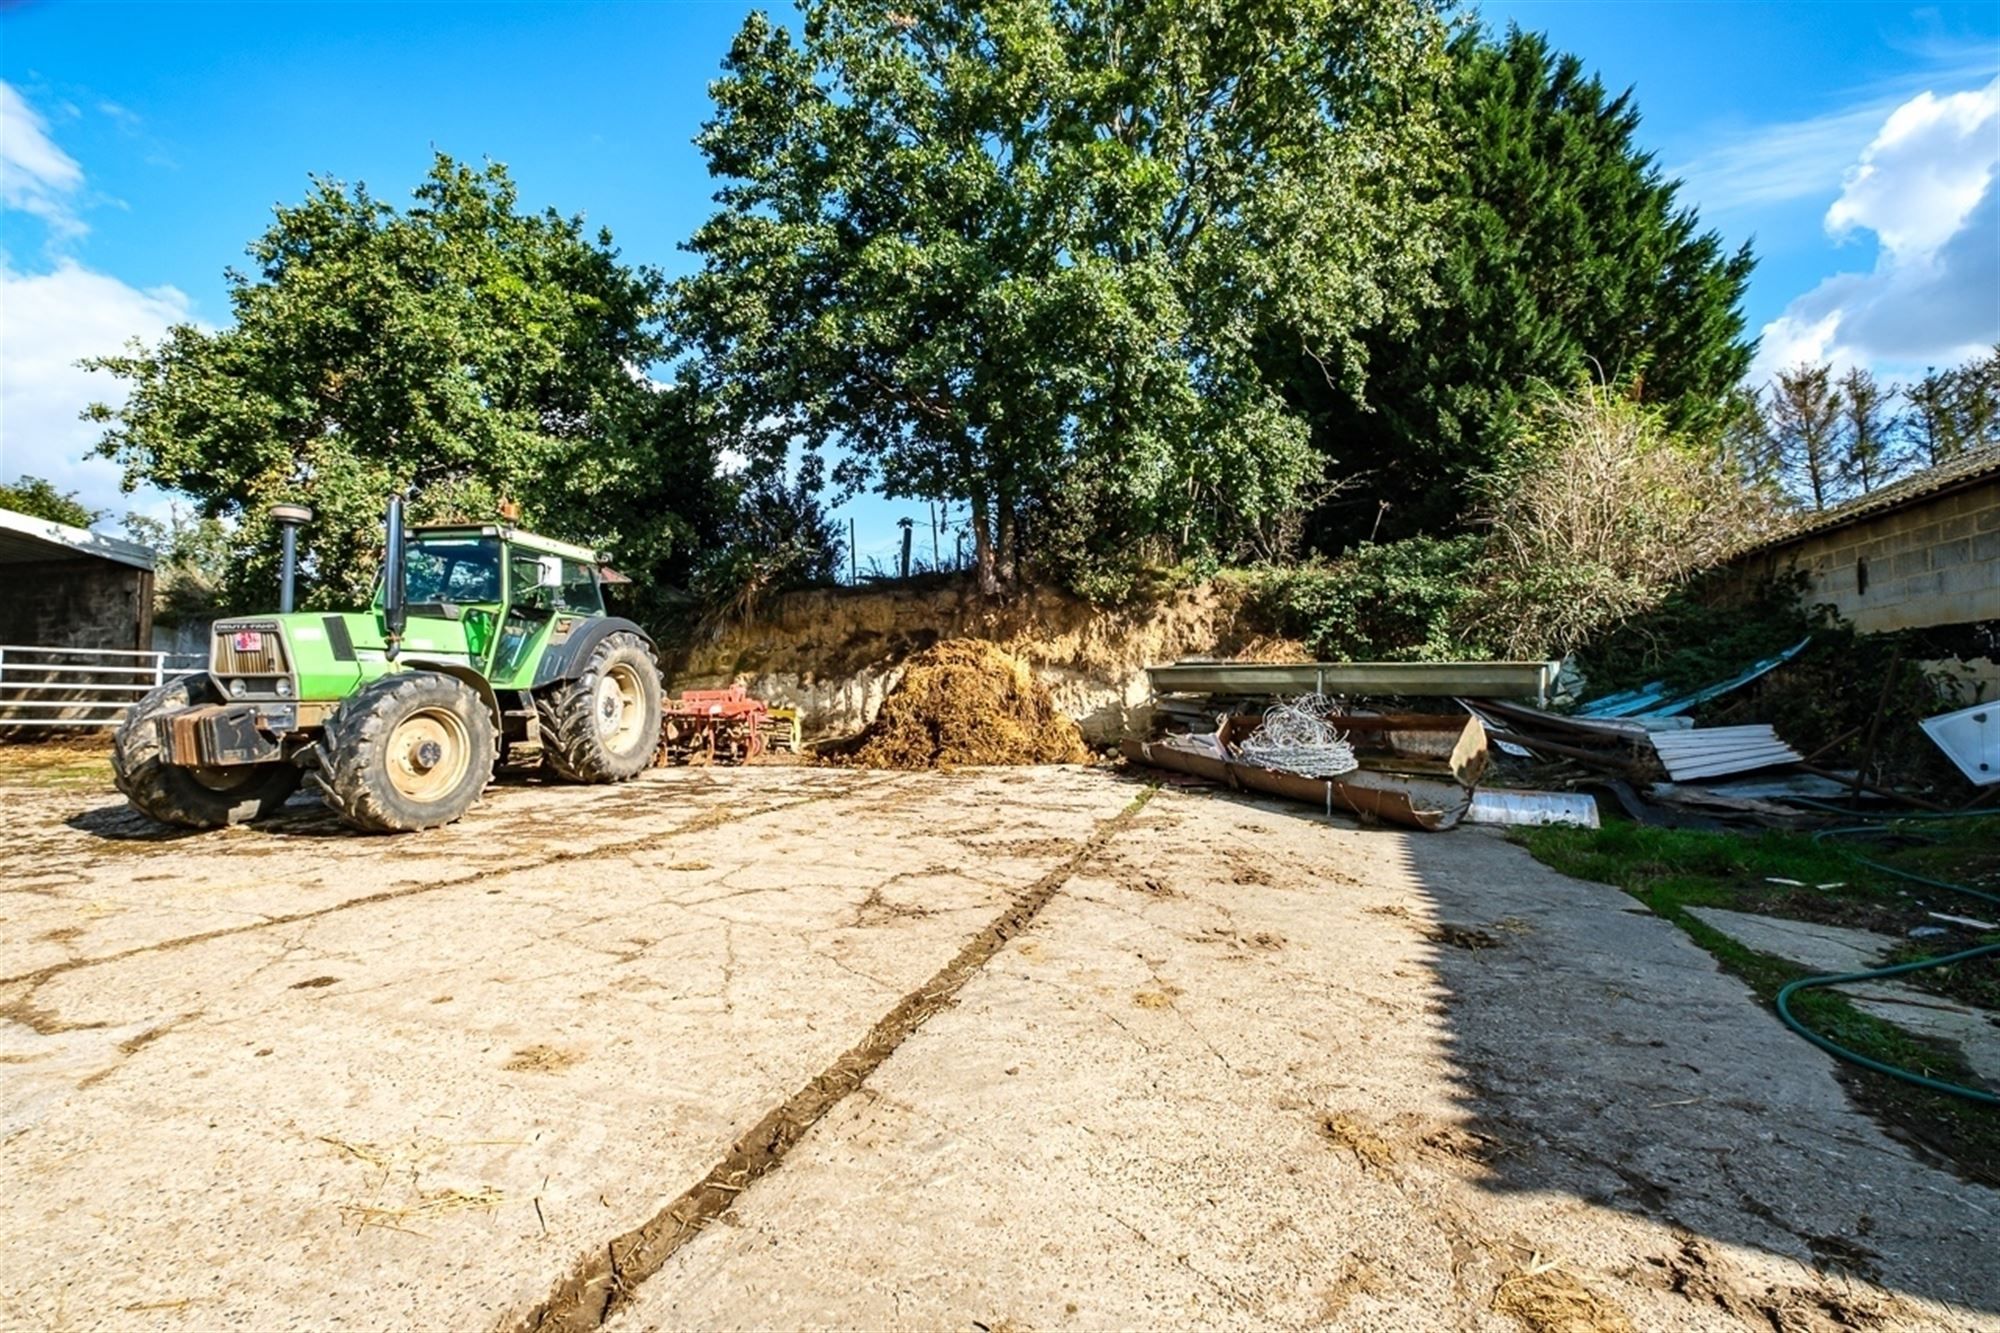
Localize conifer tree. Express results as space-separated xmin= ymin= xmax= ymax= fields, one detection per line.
xmin=1283 ymin=25 xmax=1755 ymax=545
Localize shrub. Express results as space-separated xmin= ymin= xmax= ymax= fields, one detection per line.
xmin=1576 ymin=571 xmax=1818 ymax=696
xmin=1465 ymin=384 xmax=1785 ymax=658
xmin=1252 ymin=535 xmax=1487 ymax=661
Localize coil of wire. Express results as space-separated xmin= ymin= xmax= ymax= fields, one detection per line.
xmin=1237 ymin=693 xmax=1358 ymax=778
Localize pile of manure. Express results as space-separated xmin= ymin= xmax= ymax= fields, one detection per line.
xmin=850 ymin=639 xmax=1091 ymax=770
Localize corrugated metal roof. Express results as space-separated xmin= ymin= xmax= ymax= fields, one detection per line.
xmin=0 ymin=507 xmax=155 ymax=570
xmin=1734 ymin=446 xmax=1999 ymax=558
xmin=1649 ymin=725 xmax=1802 ymax=781
xmin=1577 ymin=638 xmax=1811 ymax=719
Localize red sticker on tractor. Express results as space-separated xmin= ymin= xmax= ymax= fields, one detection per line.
xmin=233 ymin=631 xmax=264 ymax=652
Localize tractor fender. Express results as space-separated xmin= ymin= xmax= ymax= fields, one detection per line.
xmin=530 ymin=617 xmax=656 ymax=688
xmin=400 ymin=659 xmax=503 ymax=728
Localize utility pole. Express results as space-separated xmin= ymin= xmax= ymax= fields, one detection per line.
xmin=898 ymin=517 xmax=914 ymax=579
xmin=930 ymin=501 xmax=939 ymax=571
xmin=848 ymin=518 xmax=858 ymax=585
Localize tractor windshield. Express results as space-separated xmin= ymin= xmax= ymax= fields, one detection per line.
xmin=398 ymin=536 xmax=503 ymax=605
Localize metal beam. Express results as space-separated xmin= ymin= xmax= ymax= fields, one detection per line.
xmin=1145 ymin=659 xmax=1560 ymax=702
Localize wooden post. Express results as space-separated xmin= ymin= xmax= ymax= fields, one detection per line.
xmin=1850 ymin=649 xmax=1903 ymax=806
xmin=848 ymin=518 xmax=857 ymax=585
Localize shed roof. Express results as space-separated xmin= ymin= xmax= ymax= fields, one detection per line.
xmin=0 ymin=507 xmax=156 ymax=571
xmin=1735 ymin=446 xmax=2000 ymax=558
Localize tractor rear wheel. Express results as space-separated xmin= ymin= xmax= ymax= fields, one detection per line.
xmin=112 ymin=675 xmax=302 ymax=829
xmin=537 ymin=632 xmax=662 ymax=783
xmin=309 ymin=672 xmax=496 ymax=833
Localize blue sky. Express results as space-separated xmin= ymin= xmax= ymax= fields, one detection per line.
xmin=2 ymin=1 xmax=1996 ymax=571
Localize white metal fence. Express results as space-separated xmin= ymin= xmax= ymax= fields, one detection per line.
xmin=0 ymin=644 xmax=205 ymax=732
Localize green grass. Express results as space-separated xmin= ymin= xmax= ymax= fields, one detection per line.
xmin=1516 ymin=817 xmax=2000 ymax=1186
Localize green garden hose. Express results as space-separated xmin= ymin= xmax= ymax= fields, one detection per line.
xmin=1772 ymin=805 xmax=1998 ymax=1106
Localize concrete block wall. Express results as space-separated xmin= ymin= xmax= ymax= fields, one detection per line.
xmin=1747 ymin=478 xmax=2000 ymax=633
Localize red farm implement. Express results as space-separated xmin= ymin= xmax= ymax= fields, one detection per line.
xmin=657 ymin=685 xmax=799 ymax=765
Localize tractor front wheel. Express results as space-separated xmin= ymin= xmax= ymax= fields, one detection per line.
xmin=537 ymin=632 xmax=663 ymax=783
xmin=309 ymin=672 xmax=496 ymax=833
xmin=112 ymin=675 xmax=302 ymax=829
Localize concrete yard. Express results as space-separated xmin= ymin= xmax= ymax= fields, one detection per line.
xmin=1 ymin=757 xmax=1994 ymax=1331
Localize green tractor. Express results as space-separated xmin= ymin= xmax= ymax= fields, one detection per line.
xmin=112 ymin=499 xmax=663 ymax=833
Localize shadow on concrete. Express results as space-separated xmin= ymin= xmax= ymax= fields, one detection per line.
xmin=63 ymin=801 xmax=213 ymax=843
xmin=63 ymin=765 xmax=577 ymax=842
xmin=1111 ymin=766 xmax=2000 ymax=1320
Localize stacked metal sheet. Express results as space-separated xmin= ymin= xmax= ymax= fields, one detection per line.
xmin=1648 ymin=726 xmax=1802 ymax=782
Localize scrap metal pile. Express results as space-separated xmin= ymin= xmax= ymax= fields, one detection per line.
xmin=1123 ymin=698 xmax=1494 ymax=832
xmin=1126 ymin=657 xmax=1594 ymax=832
xmin=1125 ymin=645 xmax=1994 ymax=833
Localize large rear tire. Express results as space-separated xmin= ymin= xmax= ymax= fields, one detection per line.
xmin=112 ymin=675 xmax=302 ymax=829
xmin=309 ymin=672 xmax=496 ymax=833
xmin=537 ymin=631 xmax=662 ymax=783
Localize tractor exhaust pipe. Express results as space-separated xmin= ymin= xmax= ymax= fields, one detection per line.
xmin=268 ymin=503 xmax=313 ymax=613
xmin=383 ymin=495 xmax=407 ymax=662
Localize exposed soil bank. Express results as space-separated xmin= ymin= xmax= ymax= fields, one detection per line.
xmin=667 ymin=577 xmax=1291 ymax=744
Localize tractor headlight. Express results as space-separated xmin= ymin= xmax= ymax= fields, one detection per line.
xmin=228 ymin=678 xmax=247 ymax=698
xmin=275 ymin=678 xmax=293 ymax=698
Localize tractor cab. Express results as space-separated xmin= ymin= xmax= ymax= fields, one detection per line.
xmin=390 ymin=526 xmax=606 ymax=618
xmin=382 ymin=525 xmax=610 ymax=687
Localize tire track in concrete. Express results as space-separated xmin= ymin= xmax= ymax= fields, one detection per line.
xmin=505 ymin=784 xmax=1156 ymax=1333
xmin=0 ymin=778 xmax=892 ymax=999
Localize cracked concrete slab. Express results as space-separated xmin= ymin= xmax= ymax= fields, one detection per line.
xmin=0 ymin=762 xmax=1130 ymax=1329
xmin=611 ymin=795 xmax=1998 ymax=1333
xmin=1 ymin=758 xmax=1994 ymax=1332
xmin=1685 ymin=906 xmax=1903 ymax=974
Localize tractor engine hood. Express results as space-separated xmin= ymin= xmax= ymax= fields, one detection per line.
xmin=208 ymin=612 xmax=382 ymax=704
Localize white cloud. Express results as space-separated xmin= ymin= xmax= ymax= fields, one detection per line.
xmin=0 ymin=81 xmax=87 ymax=239
xmin=0 ymin=258 xmax=194 ymax=521
xmin=1751 ymin=76 xmax=2000 ymax=384
xmin=1671 ymin=40 xmax=2000 ymax=216
xmin=1826 ymin=80 xmax=2000 ymax=256
xmin=0 ymin=83 xmax=191 ymax=524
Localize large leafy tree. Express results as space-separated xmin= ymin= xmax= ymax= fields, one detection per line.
xmin=1285 ymin=25 xmax=1756 ymax=544
xmin=85 ymin=154 xmax=717 ymax=609
xmin=0 ymin=475 xmax=103 ymax=528
xmin=673 ymin=0 xmax=1451 ymax=595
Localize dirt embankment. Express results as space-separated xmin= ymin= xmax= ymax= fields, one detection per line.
xmin=667 ymin=577 xmax=1293 ymax=744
